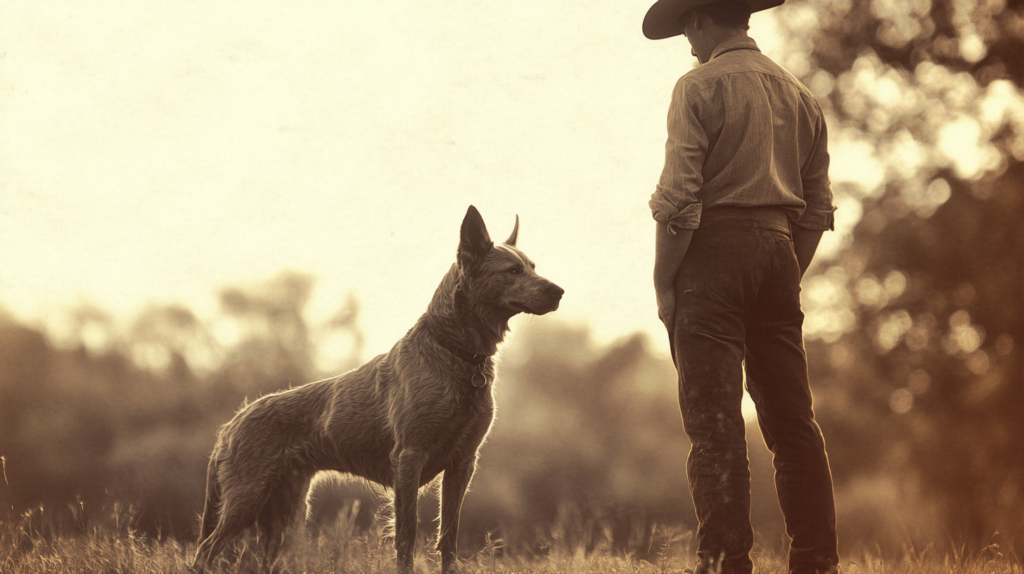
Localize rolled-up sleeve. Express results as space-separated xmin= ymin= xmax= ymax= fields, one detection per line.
xmin=795 ymin=112 xmax=836 ymax=231
xmin=650 ymin=76 xmax=708 ymax=234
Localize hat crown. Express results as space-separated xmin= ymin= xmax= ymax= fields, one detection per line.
xmin=642 ymin=0 xmax=784 ymax=40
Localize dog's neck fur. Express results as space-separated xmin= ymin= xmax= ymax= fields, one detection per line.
xmin=422 ymin=263 xmax=510 ymax=358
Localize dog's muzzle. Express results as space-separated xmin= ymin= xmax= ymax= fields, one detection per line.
xmin=534 ymin=282 xmax=564 ymax=314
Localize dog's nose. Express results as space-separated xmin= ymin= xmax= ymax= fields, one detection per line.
xmin=547 ymin=283 xmax=564 ymax=299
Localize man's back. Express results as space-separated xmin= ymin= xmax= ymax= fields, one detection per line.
xmin=654 ymin=36 xmax=833 ymax=232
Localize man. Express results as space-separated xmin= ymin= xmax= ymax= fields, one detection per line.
xmin=643 ymin=1 xmax=839 ymax=573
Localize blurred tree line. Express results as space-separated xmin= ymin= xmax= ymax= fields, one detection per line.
xmin=2 ymin=272 xmax=778 ymax=556
xmin=0 ymin=272 xmax=362 ymax=539
xmin=1 ymin=264 xmax=1012 ymax=559
xmin=777 ymin=0 xmax=1024 ymax=556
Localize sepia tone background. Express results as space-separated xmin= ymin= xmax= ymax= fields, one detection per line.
xmin=1 ymin=0 xmax=1022 ymax=560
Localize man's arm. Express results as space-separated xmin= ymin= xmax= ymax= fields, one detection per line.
xmin=792 ymin=225 xmax=823 ymax=278
xmin=794 ymin=109 xmax=834 ymax=267
xmin=654 ymin=222 xmax=694 ymax=332
xmin=650 ymin=76 xmax=706 ymax=331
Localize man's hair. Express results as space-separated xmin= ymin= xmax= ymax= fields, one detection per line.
xmin=693 ymin=0 xmax=752 ymax=30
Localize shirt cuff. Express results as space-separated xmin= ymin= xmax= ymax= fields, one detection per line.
xmin=650 ymin=190 xmax=702 ymax=234
xmin=794 ymin=205 xmax=836 ymax=232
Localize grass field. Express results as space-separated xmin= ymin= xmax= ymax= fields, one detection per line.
xmin=3 ymin=505 xmax=1022 ymax=574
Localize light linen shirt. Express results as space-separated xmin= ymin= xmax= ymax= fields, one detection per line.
xmin=650 ymin=36 xmax=835 ymax=232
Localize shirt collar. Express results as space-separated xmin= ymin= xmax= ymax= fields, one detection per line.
xmin=710 ymin=36 xmax=760 ymax=61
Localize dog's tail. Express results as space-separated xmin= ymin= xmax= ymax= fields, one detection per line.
xmin=197 ymin=456 xmax=222 ymax=542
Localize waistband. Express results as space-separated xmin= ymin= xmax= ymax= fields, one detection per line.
xmin=699 ymin=206 xmax=791 ymax=231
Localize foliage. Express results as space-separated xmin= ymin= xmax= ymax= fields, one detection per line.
xmin=775 ymin=0 xmax=1024 ymax=554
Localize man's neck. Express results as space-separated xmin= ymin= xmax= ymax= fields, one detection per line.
xmin=701 ymin=29 xmax=749 ymax=63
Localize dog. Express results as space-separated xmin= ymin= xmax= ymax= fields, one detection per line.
xmin=190 ymin=206 xmax=563 ymax=573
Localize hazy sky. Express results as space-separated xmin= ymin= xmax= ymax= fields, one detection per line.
xmin=0 ymin=1 xmax=862 ymax=359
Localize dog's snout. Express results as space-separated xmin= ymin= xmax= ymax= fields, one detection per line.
xmin=547 ymin=283 xmax=564 ymax=299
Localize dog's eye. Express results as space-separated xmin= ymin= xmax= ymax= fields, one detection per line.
xmin=507 ymin=267 xmax=521 ymax=275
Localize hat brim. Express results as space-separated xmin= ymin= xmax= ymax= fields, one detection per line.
xmin=642 ymin=0 xmax=784 ymax=40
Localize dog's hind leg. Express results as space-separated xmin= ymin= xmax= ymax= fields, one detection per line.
xmin=191 ymin=472 xmax=271 ymax=572
xmin=255 ymin=473 xmax=312 ymax=572
xmin=438 ymin=457 xmax=476 ymax=574
xmin=192 ymin=509 xmax=257 ymax=573
xmin=392 ymin=447 xmax=426 ymax=574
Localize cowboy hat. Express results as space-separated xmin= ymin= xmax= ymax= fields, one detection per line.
xmin=642 ymin=0 xmax=784 ymax=40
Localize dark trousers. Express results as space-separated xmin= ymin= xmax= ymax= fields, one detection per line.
xmin=668 ymin=208 xmax=839 ymax=574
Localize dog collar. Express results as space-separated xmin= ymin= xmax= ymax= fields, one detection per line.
xmin=429 ymin=328 xmax=491 ymax=388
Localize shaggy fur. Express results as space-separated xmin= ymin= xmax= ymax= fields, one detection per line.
xmin=190 ymin=206 xmax=563 ymax=574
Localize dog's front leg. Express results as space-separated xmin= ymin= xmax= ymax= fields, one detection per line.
xmin=393 ymin=447 xmax=426 ymax=574
xmin=438 ymin=456 xmax=476 ymax=574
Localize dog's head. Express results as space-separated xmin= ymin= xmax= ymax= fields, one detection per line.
xmin=457 ymin=205 xmax=563 ymax=317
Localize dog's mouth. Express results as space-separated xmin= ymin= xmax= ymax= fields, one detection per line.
xmin=508 ymin=298 xmax=561 ymax=316
xmin=508 ymin=301 xmax=533 ymax=314
xmin=506 ymin=283 xmax=564 ymax=316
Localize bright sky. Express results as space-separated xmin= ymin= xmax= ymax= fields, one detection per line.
xmin=0 ymin=1 xmax=852 ymax=360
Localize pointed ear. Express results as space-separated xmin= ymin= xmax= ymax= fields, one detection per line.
xmin=504 ymin=215 xmax=519 ymax=246
xmin=458 ymin=205 xmax=493 ymax=269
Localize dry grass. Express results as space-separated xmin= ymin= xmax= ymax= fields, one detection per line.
xmin=2 ymin=505 xmax=1021 ymax=574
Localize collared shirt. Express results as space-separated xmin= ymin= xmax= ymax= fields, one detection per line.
xmin=650 ymin=36 xmax=835 ymax=232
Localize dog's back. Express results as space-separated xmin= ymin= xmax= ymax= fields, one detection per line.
xmin=211 ymin=355 xmax=392 ymax=485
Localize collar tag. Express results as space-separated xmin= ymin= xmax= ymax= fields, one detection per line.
xmin=471 ymin=363 xmax=489 ymax=388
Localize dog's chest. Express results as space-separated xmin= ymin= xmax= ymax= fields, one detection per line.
xmin=421 ymin=390 xmax=494 ymax=465
xmin=441 ymin=389 xmax=493 ymax=442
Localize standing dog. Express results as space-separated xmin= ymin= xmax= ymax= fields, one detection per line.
xmin=191 ymin=206 xmax=563 ymax=573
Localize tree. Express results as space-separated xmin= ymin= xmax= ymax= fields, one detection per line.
xmin=782 ymin=0 xmax=1024 ymax=552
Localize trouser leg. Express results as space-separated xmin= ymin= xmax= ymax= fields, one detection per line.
xmin=671 ymin=230 xmax=756 ymax=574
xmin=744 ymin=234 xmax=839 ymax=574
